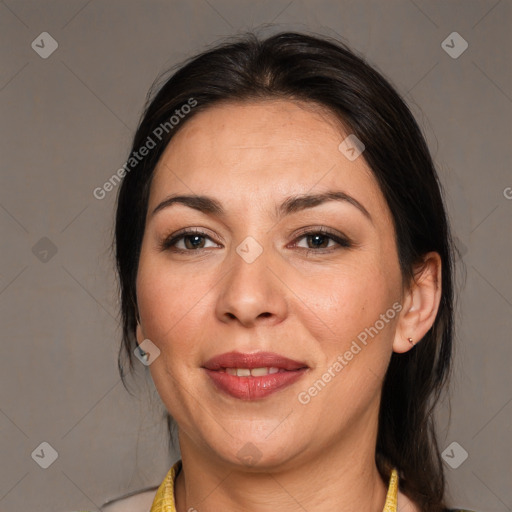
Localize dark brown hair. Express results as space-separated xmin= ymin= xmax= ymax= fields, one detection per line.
xmin=113 ymin=31 xmax=457 ymax=511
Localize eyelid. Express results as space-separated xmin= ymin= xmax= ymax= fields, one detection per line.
xmin=163 ymin=226 xmax=222 ymax=242
xmin=290 ymin=225 xmax=344 ymax=239
xmin=159 ymin=225 xmax=352 ymax=253
xmin=288 ymin=226 xmax=352 ymax=250
xmin=158 ymin=227 xmax=223 ymax=251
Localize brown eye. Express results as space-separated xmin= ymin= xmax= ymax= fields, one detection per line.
xmin=292 ymin=228 xmax=351 ymax=253
xmin=160 ymin=229 xmax=220 ymax=252
xmin=160 ymin=227 xmax=351 ymax=254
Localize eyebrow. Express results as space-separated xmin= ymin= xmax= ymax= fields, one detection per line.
xmin=150 ymin=191 xmax=373 ymax=224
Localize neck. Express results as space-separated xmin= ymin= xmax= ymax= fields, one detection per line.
xmin=174 ymin=406 xmax=389 ymax=511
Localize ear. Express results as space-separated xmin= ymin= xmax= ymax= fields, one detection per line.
xmin=393 ymin=251 xmax=442 ymax=354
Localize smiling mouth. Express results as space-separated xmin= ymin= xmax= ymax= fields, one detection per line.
xmin=203 ymin=367 xmax=308 ymax=399
xmin=201 ymin=351 xmax=309 ymax=399
xmin=202 ymin=350 xmax=308 ymax=372
xmin=217 ymin=367 xmax=289 ymax=376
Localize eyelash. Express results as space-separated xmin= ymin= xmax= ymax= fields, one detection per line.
xmin=159 ymin=227 xmax=352 ymax=255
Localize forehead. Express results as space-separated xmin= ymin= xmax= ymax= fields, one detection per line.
xmin=169 ymin=99 xmax=342 ymax=155
xmin=149 ymin=100 xmax=385 ymax=217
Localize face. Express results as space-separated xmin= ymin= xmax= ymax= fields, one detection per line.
xmin=135 ymin=100 xmax=404 ymax=470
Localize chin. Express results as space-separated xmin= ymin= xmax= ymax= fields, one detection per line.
xmin=208 ymin=432 xmax=306 ymax=471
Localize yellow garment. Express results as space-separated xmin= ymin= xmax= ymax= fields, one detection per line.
xmin=149 ymin=459 xmax=399 ymax=512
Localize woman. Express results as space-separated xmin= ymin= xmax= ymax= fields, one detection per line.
xmin=110 ymin=31 xmax=476 ymax=512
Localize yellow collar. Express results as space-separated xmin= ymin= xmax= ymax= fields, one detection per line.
xmin=150 ymin=460 xmax=399 ymax=512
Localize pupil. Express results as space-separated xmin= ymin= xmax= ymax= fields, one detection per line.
xmin=309 ymin=234 xmax=327 ymax=248
xmin=183 ymin=234 xmax=329 ymax=250
xmin=186 ymin=235 xmax=203 ymax=249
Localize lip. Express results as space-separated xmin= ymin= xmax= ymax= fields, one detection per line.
xmin=203 ymin=351 xmax=308 ymax=371
xmin=202 ymin=351 xmax=309 ymax=400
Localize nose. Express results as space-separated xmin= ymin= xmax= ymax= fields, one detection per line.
xmin=214 ymin=239 xmax=289 ymax=328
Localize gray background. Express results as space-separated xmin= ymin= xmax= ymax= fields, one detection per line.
xmin=1 ymin=1 xmax=511 ymax=511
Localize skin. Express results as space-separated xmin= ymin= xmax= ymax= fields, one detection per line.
xmin=135 ymin=99 xmax=441 ymax=511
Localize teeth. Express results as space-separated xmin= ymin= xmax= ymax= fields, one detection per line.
xmin=225 ymin=367 xmax=281 ymax=377
xmin=251 ymin=367 xmax=269 ymax=377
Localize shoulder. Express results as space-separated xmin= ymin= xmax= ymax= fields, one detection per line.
xmin=100 ymin=487 xmax=158 ymax=512
xmin=98 ymin=461 xmax=180 ymax=512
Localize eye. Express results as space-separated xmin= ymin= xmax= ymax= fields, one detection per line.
xmin=160 ymin=227 xmax=351 ymax=254
xmin=291 ymin=227 xmax=352 ymax=254
xmin=160 ymin=228 xmax=220 ymax=252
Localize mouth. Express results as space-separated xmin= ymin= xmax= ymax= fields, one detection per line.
xmin=202 ymin=351 xmax=309 ymax=400
xmin=218 ymin=367 xmax=288 ymax=376
xmin=202 ymin=351 xmax=308 ymax=371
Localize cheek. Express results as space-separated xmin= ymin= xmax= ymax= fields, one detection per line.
xmin=135 ymin=251 xmax=205 ymax=353
xmin=136 ymin=253 xmax=212 ymax=423
xmin=301 ymin=259 xmax=394 ymax=340
xmin=302 ymin=263 xmax=399 ymax=412
xmin=137 ymin=241 xmax=214 ymax=315
xmin=301 ymin=265 xmax=398 ymax=409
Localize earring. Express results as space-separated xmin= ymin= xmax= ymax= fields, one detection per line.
xmin=407 ymin=337 xmax=415 ymax=345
